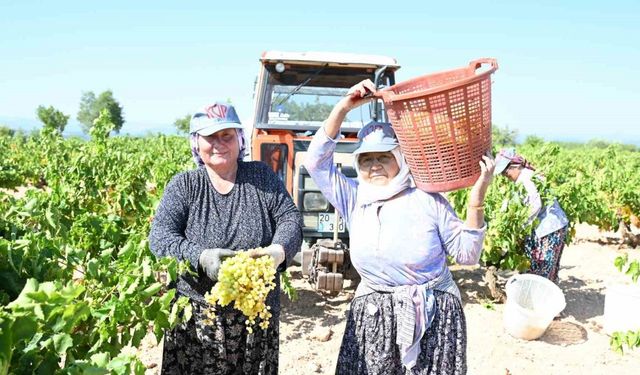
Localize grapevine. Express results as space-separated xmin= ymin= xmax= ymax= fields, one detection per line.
xmin=610 ymin=253 xmax=640 ymax=354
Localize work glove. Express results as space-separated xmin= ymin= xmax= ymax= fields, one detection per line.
xmin=199 ymin=248 xmax=236 ymax=281
xmin=247 ymin=244 xmax=286 ymax=270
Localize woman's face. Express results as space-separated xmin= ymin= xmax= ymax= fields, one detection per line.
xmin=503 ymin=164 xmax=521 ymax=182
xmin=358 ymin=151 xmax=400 ymax=186
xmin=197 ymin=128 xmax=239 ymax=169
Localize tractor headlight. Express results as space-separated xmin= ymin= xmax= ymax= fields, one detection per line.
xmin=303 ymin=192 xmax=328 ymax=211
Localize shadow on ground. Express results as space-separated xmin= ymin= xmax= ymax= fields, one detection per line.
xmin=279 ymin=269 xmax=358 ymax=338
xmin=540 ymin=321 xmax=588 ymax=346
xmin=453 ymin=265 xmax=605 ymax=324
xmin=452 ymin=266 xmax=516 ymax=306
xmin=558 ymin=275 xmax=605 ymax=323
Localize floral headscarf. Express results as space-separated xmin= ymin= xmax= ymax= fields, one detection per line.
xmin=494 ymin=148 xmax=535 ymax=175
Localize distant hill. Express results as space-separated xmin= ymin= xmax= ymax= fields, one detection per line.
xmin=0 ymin=116 xmax=180 ymax=138
xmin=2 ymin=116 xmax=639 ymax=147
xmin=518 ymin=133 xmax=640 ymax=148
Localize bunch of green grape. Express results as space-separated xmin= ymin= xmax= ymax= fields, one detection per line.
xmin=204 ymin=250 xmax=276 ymax=333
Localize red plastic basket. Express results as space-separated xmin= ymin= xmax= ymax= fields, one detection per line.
xmin=377 ymin=58 xmax=498 ymax=192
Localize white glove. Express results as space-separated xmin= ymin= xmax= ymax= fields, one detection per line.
xmin=198 ymin=248 xmax=236 ymax=281
xmin=247 ymin=244 xmax=285 ymax=270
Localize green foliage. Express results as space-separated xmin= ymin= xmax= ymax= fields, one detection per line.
xmin=614 ymin=254 xmax=640 ymax=283
xmin=0 ymin=125 xmax=15 ymax=137
xmin=449 ymin=179 xmax=534 ymax=271
xmin=173 ymin=113 xmax=191 ymax=134
xmin=36 ymin=105 xmax=70 ymax=135
xmin=610 ymin=254 xmax=640 ymax=354
xmin=3 ymin=121 xmax=639 ymax=370
xmin=611 ymin=330 xmax=640 ymax=355
xmin=515 ymin=143 xmax=639 ymax=231
xmin=279 ymin=270 xmax=298 ymax=301
xmin=480 ymin=299 xmax=495 ymax=310
xmin=556 ymin=139 xmax=639 ymax=152
xmin=584 ymin=139 xmax=639 ymax=152
xmin=77 ymin=91 xmax=97 ymax=130
xmin=492 ymin=124 xmax=519 ymax=147
xmin=0 ymin=216 xmax=191 ymax=373
xmin=0 ymin=131 xmax=194 ymax=373
xmin=90 ymin=109 xmax=116 ymax=143
xmin=77 ymin=90 xmax=125 ymax=134
xmin=449 ymin=140 xmax=640 ymax=272
xmin=522 ymin=135 xmax=545 ymax=148
xmin=0 ymin=135 xmax=35 ymax=188
xmin=279 ymin=97 xmax=333 ymax=121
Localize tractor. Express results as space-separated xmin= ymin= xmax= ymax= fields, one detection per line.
xmin=250 ymin=51 xmax=400 ymax=291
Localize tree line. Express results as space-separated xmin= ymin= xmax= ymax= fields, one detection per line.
xmin=2 ymin=96 xmax=639 ymax=153
xmin=28 ymin=90 xmax=125 ymax=136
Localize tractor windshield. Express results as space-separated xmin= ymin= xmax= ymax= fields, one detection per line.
xmin=270 ymin=85 xmax=372 ymax=125
xmin=257 ymin=64 xmax=390 ymax=131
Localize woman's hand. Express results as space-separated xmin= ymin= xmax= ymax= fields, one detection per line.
xmin=464 ymin=153 xmax=495 ymax=229
xmin=199 ymin=248 xmax=236 ymax=281
xmin=324 ymin=79 xmax=377 ymax=138
xmin=247 ymin=244 xmax=285 ymax=270
xmin=468 ymin=153 xmax=495 ymax=205
xmin=476 ymin=153 xmax=496 ymax=188
xmin=337 ymin=79 xmax=377 ymax=112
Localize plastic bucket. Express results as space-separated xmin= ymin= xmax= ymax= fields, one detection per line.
xmin=503 ymin=274 xmax=566 ymax=340
xmin=604 ymin=283 xmax=640 ymax=334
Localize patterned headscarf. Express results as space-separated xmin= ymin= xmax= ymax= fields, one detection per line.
xmin=507 ymin=153 xmax=536 ymax=171
xmin=189 ymin=128 xmax=247 ymax=167
xmin=495 ymin=148 xmax=536 ymax=175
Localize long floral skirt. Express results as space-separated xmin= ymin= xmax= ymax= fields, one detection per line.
xmin=161 ymin=298 xmax=279 ymax=375
xmin=336 ymin=290 xmax=467 ymax=375
xmin=524 ymin=226 xmax=568 ymax=284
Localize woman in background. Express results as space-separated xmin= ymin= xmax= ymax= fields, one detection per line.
xmin=494 ymin=148 xmax=569 ymax=283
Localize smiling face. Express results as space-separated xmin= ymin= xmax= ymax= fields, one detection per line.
xmin=197 ymin=128 xmax=239 ymax=169
xmin=357 ymin=151 xmax=400 ymax=186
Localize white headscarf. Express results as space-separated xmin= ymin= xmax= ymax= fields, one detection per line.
xmin=355 ymin=147 xmax=413 ymax=205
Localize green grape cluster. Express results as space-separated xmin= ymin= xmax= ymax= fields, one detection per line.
xmin=204 ymin=250 xmax=276 ymax=333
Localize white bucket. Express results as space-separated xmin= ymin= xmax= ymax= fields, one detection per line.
xmin=503 ymin=274 xmax=566 ymax=340
xmin=604 ymin=283 xmax=640 ymax=335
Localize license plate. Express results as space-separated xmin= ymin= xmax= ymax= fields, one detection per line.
xmin=317 ymin=213 xmax=345 ymax=233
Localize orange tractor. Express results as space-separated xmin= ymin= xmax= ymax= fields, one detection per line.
xmin=250 ymin=51 xmax=400 ymax=291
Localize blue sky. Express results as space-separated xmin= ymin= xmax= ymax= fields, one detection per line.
xmin=1 ymin=0 xmax=639 ymax=143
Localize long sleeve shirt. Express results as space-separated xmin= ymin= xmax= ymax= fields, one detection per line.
xmin=149 ymin=162 xmax=303 ymax=307
xmin=516 ymin=168 xmax=569 ymax=238
xmin=303 ymin=127 xmax=486 ymax=288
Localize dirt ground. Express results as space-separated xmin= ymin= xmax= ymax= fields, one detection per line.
xmin=137 ymin=223 xmax=640 ymax=374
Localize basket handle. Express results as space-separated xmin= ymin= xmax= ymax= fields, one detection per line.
xmin=468 ymin=58 xmax=499 ymax=74
xmin=380 ymin=59 xmax=498 ymax=103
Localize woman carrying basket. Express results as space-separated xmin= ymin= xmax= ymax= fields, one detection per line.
xmin=494 ymin=148 xmax=569 ymax=284
xmin=304 ymin=79 xmax=495 ymax=375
